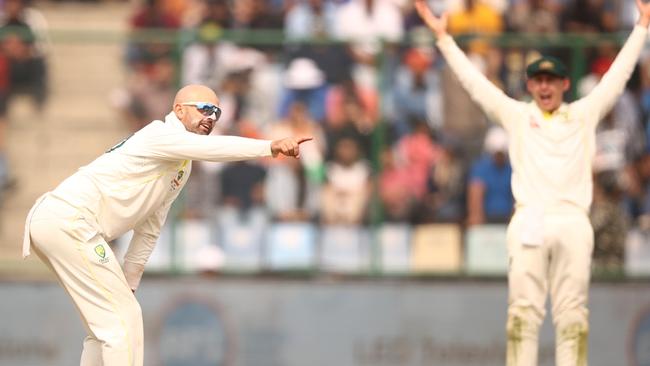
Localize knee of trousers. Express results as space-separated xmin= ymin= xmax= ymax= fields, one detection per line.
xmin=507 ymin=305 xmax=543 ymax=339
xmin=555 ymin=308 xmax=589 ymax=340
xmin=100 ymin=300 xmax=144 ymax=350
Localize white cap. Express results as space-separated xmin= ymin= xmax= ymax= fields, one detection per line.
xmin=283 ymin=58 xmax=325 ymax=90
xmin=484 ymin=126 xmax=509 ymax=154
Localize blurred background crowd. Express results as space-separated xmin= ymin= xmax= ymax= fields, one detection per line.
xmin=1 ymin=0 xmax=650 ymax=276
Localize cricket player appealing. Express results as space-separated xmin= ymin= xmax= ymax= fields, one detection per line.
xmin=22 ymin=84 xmax=311 ymax=365
xmin=415 ymin=1 xmax=650 ymax=365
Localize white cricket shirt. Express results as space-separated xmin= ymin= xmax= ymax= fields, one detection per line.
xmin=24 ymin=112 xmax=272 ymax=286
xmin=437 ymin=25 xmax=648 ymax=214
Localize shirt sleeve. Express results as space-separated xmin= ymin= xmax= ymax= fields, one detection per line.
xmin=122 ymin=195 xmax=176 ymax=290
xmin=135 ymin=129 xmax=273 ymax=162
xmin=577 ymin=25 xmax=648 ymax=126
xmin=469 ymin=158 xmax=488 ymax=184
xmin=436 ymin=35 xmax=520 ymax=131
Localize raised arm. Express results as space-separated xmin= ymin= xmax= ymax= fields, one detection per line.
xmin=579 ymin=0 xmax=650 ymax=125
xmin=414 ymin=0 xmax=519 ymax=130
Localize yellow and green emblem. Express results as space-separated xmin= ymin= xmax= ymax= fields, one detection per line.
xmin=94 ymin=245 xmax=106 ymax=259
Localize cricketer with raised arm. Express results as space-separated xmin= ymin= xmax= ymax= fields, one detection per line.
xmin=415 ymin=0 xmax=650 ymax=365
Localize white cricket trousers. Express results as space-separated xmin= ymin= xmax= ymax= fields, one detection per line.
xmin=28 ymin=196 xmax=143 ymax=366
xmin=505 ymin=207 xmax=593 ymax=366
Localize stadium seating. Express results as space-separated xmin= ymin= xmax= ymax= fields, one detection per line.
xmin=320 ymin=225 xmax=371 ymax=273
xmin=377 ymin=223 xmax=411 ymax=274
xmin=410 ymin=224 xmax=462 ymax=273
xmin=218 ymin=216 xmax=266 ymax=272
xmin=465 ymin=224 xmax=508 ymax=275
xmin=266 ymin=222 xmax=318 ymax=271
xmin=625 ymin=228 xmax=650 ymax=277
xmin=176 ymin=219 xmax=223 ymax=272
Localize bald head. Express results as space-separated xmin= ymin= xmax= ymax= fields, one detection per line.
xmin=173 ymin=84 xmax=219 ymax=106
xmin=173 ymin=85 xmax=221 ymax=135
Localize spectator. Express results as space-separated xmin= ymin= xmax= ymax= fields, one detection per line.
xmin=265 ymin=156 xmax=322 ymax=222
xmin=127 ymin=0 xmax=180 ymax=70
xmin=181 ymin=0 xmax=236 ymax=90
xmin=184 ymin=0 xmax=232 ymax=29
xmin=264 ymin=100 xmax=325 ymax=222
xmin=561 ymin=0 xmax=618 ymax=33
xmin=232 ymin=0 xmax=283 ymax=31
xmin=219 ymin=159 xmax=268 ymax=218
xmin=271 ymin=99 xmax=327 ymax=179
xmin=0 ymin=0 xmax=50 ymax=54
xmin=284 ymin=0 xmax=354 ymax=90
xmin=590 ymin=170 xmax=628 ymax=273
xmin=325 ymin=78 xmax=378 ymax=154
xmin=278 ymin=57 xmax=329 ymax=123
xmin=119 ymin=57 xmax=177 ymax=131
xmin=378 ymin=146 xmax=416 ymax=222
xmin=284 ymin=42 xmax=354 ymax=94
xmin=507 ymin=0 xmax=562 ymax=34
xmin=393 ymin=118 xmax=442 ymax=200
xmin=284 ymin=0 xmax=338 ymax=41
xmin=447 ymin=0 xmax=504 ymax=55
xmin=580 ymin=56 xmax=646 ymax=166
xmin=320 ymin=137 xmax=371 ymax=224
xmin=466 ymin=126 xmax=513 ymax=226
xmin=440 ymin=54 xmax=490 ymax=164
xmin=392 ymin=47 xmax=444 ymax=138
xmin=416 ymin=138 xmax=466 ymax=223
xmin=0 ymin=0 xmax=48 ymax=117
xmin=181 ymin=28 xmax=240 ymax=91
xmin=334 ymin=0 xmax=404 ymax=88
xmin=623 ymin=151 xmax=650 ymax=227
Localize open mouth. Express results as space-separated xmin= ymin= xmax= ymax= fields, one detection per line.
xmin=199 ymin=120 xmax=213 ymax=133
xmin=539 ymin=93 xmax=552 ymax=104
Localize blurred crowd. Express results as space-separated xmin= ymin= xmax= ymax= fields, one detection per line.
xmin=1 ymin=0 xmax=649 ymax=271
xmin=0 ymin=0 xmax=48 ymax=201
xmin=109 ymin=0 xmax=650 ymax=272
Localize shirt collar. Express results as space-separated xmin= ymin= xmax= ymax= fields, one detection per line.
xmin=531 ymin=101 xmax=569 ymax=120
xmin=164 ymin=112 xmax=187 ymax=131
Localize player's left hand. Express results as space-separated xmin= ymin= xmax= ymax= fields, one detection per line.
xmin=271 ymin=137 xmax=313 ymax=158
xmin=636 ymin=0 xmax=650 ymax=27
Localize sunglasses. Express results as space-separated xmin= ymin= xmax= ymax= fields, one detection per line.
xmin=181 ymin=102 xmax=222 ymax=120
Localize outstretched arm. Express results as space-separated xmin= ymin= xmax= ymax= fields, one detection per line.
xmin=580 ymin=0 xmax=650 ymax=125
xmin=414 ymin=0 xmax=519 ymax=130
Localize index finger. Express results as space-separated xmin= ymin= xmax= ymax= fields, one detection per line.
xmin=296 ymin=137 xmax=313 ymax=145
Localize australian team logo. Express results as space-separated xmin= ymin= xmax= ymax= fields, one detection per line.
xmin=94 ymin=244 xmax=110 ymax=264
xmin=170 ymin=170 xmax=185 ymax=191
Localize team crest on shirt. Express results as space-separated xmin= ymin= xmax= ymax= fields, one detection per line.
xmin=170 ymin=170 xmax=185 ymax=191
xmin=94 ymin=245 xmax=110 ymax=264
xmin=529 ymin=116 xmax=540 ymax=128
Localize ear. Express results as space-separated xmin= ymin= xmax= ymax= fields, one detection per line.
xmin=173 ymin=103 xmax=184 ymax=119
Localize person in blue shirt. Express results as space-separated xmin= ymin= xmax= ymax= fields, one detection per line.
xmin=467 ymin=126 xmax=513 ymax=226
